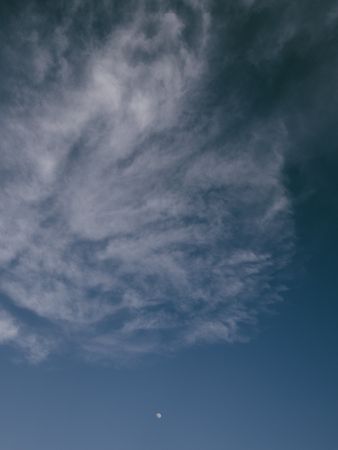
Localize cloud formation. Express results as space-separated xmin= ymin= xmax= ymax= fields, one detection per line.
xmin=0 ymin=0 xmax=293 ymax=362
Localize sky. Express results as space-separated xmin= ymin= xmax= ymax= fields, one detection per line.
xmin=0 ymin=0 xmax=337 ymax=449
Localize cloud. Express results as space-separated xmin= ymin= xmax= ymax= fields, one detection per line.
xmin=0 ymin=309 xmax=54 ymax=362
xmin=0 ymin=310 xmax=19 ymax=343
xmin=0 ymin=0 xmax=293 ymax=362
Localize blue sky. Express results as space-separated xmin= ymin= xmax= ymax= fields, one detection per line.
xmin=0 ymin=0 xmax=337 ymax=449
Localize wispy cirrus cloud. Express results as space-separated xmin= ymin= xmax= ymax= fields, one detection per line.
xmin=0 ymin=0 xmax=292 ymax=362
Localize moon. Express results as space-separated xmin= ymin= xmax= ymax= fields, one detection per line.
xmin=155 ymin=412 xmax=162 ymax=419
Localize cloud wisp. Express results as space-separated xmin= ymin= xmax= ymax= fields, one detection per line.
xmin=0 ymin=0 xmax=292 ymax=362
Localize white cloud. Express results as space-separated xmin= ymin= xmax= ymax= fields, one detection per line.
xmin=0 ymin=310 xmax=19 ymax=343
xmin=0 ymin=309 xmax=54 ymax=362
xmin=0 ymin=0 xmax=292 ymax=362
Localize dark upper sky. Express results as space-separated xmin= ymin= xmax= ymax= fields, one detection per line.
xmin=0 ymin=1 xmax=337 ymax=449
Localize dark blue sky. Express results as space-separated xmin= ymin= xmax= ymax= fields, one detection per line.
xmin=0 ymin=0 xmax=337 ymax=448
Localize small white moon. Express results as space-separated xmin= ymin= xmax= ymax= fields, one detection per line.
xmin=155 ymin=412 xmax=162 ymax=419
